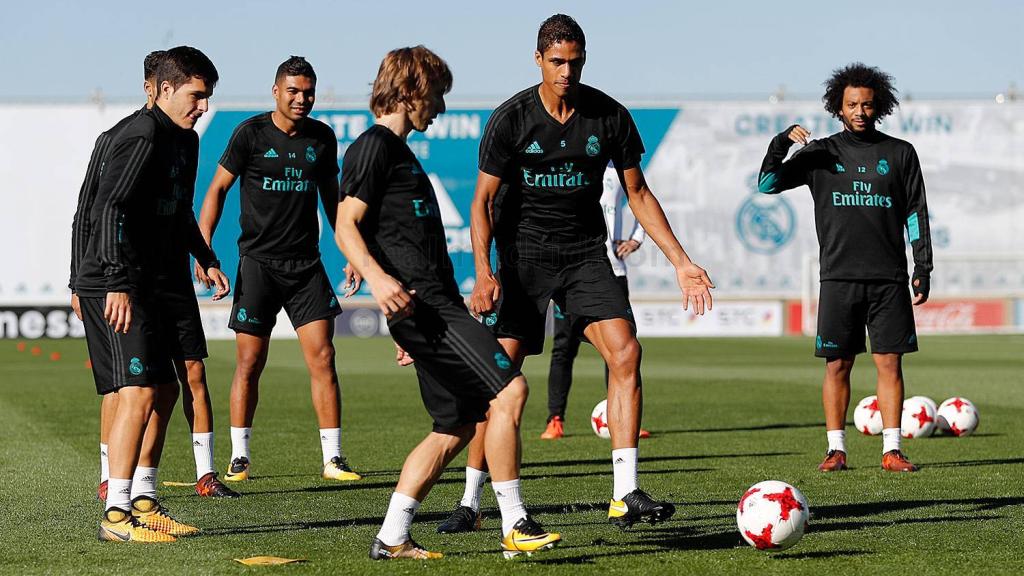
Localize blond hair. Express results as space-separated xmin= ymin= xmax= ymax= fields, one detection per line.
xmin=370 ymin=46 xmax=452 ymax=116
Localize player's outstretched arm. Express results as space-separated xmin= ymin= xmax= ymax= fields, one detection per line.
xmin=904 ymin=147 xmax=933 ymax=305
xmin=757 ymin=124 xmax=815 ymax=194
xmin=194 ymin=165 xmax=237 ymax=286
xmin=468 ymin=171 xmax=503 ymax=315
xmin=620 ymin=166 xmax=715 ymax=314
xmin=334 ymin=197 xmax=414 ymax=320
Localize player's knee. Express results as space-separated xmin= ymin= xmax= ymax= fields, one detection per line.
xmin=236 ymin=349 xmax=265 ymax=376
xmin=310 ymin=344 xmax=336 ymax=375
xmin=185 ymin=360 xmax=207 ymax=391
xmin=494 ymin=377 xmax=528 ymax=415
xmin=119 ymin=386 xmax=158 ymax=415
xmin=607 ymin=338 xmax=641 ymax=376
xmin=825 ymin=357 xmax=855 ymax=378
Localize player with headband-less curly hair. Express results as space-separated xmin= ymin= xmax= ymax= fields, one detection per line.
xmin=823 ymin=62 xmax=900 ymax=124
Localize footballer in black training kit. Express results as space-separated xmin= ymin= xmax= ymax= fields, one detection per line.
xmin=757 ymin=62 xmax=934 ymax=474
xmin=198 ymin=56 xmax=361 ymax=486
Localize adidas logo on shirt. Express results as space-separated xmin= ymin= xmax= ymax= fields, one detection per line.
xmin=525 ymin=141 xmax=544 ymax=154
xmin=264 ymin=148 xmax=279 ymax=158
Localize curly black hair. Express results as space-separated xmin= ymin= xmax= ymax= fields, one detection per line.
xmin=822 ymin=63 xmax=899 ymax=119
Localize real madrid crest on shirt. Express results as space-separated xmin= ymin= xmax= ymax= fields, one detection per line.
xmin=586 ymin=135 xmax=600 ymax=157
xmin=305 ymin=145 xmax=317 ymax=163
xmin=876 ymin=159 xmax=889 ymax=175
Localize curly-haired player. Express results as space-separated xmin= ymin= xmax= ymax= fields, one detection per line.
xmin=757 ymin=62 xmax=934 ymax=473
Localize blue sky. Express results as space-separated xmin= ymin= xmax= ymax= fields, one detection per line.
xmin=4 ymin=0 xmax=1021 ymax=102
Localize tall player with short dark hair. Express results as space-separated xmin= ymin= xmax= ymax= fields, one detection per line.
xmin=78 ymin=46 xmax=222 ymax=541
xmin=198 ymin=56 xmax=361 ymax=484
xmin=71 ymin=50 xmax=163 ymax=503
xmin=450 ymin=14 xmax=714 ymax=533
xmin=757 ymin=63 xmax=933 ymax=473
xmin=337 ymin=45 xmax=559 ymax=560
xmin=74 ymin=51 xmax=239 ymax=502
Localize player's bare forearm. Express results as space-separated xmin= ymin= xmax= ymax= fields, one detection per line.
xmin=625 ymin=181 xmax=690 ymax=269
xmin=334 ymin=204 xmax=389 ymax=286
xmin=319 ymin=178 xmax=340 ymax=232
xmin=470 ymin=171 xmax=502 ymax=278
xmin=199 ymin=166 xmax=235 ymax=244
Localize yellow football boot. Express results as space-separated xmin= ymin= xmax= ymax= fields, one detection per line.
xmin=224 ymin=457 xmax=250 ymax=482
xmin=322 ymin=456 xmax=362 ymax=481
xmin=501 ymin=516 xmax=561 ymax=559
xmin=98 ymin=507 xmax=176 ymax=543
xmin=131 ymin=496 xmax=200 ymax=536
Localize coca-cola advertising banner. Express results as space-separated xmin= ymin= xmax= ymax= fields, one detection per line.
xmin=786 ymin=299 xmax=1013 ymax=336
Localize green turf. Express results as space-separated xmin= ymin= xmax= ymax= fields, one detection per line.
xmin=1 ymin=335 xmax=1022 ymax=574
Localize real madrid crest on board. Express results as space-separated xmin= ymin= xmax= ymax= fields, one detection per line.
xmin=586 ymin=135 xmax=600 ymax=156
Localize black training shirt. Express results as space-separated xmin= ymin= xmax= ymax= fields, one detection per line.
xmin=758 ymin=127 xmax=933 ymax=283
xmin=340 ymin=125 xmax=461 ymax=308
xmin=70 ymin=109 xmax=142 ymax=291
xmin=479 ymin=84 xmax=644 ymax=250
xmin=76 ymin=104 xmax=217 ymax=296
xmin=219 ymin=113 xmax=340 ymax=260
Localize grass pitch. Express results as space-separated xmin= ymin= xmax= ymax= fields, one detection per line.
xmin=1 ymin=335 xmax=1022 ymax=574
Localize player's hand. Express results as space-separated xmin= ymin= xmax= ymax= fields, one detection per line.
xmin=104 ymin=291 xmax=132 ymax=334
xmin=71 ymin=293 xmax=82 ymax=321
xmin=342 ymin=263 xmax=362 ymax=298
xmin=194 ymin=260 xmax=212 ymax=289
xmin=206 ymin=267 xmax=231 ymax=301
xmin=676 ymin=261 xmax=715 ymax=315
xmin=787 ymin=125 xmax=811 ymax=145
xmin=470 ymin=273 xmax=501 ymax=315
xmin=614 ymin=239 xmax=641 ymax=260
xmin=394 ymin=342 xmax=414 ymax=367
xmin=369 ymin=274 xmax=415 ymax=321
xmin=912 ymin=275 xmax=930 ymax=305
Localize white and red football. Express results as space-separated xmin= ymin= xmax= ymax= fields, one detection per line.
xmin=737 ymin=481 xmax=809 ymax=551
xmin=936 ymin=397 xmax=979 ymax=437
xmin=901 ymin=396 xmax=937 ymax=438
xmin=590 ymin=399 xmax=611 ymax=439
xmin=853 ymin=395 xmax=883 ymax=435
xmin=909 ymin=395 xmax=938 ymax=418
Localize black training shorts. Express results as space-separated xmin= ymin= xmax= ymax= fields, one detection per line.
xmin=228 ymin=255 xmax=341 ymax=335
xmin=493 ymin=245 xmax=634 ymax=355
xmin=153 ymin=286 xmax=208 ymax=361
xmin=815 ymin=280 xmax=918 ymax=358
xmin=81 ymin=294 xmax=175 ymax=395
xmin=388 ymin=299 xmax=521 ymax=431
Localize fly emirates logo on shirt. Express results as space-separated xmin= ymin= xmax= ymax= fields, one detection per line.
xmin=831 ymin=161 xmax=892 ymax=209
xmin=522 ymin=162 xmax=591 ymax=189
xmin=263 ymin=166 xmax=312 ymax=192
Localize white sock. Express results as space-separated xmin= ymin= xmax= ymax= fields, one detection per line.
xmin=460 ymin=467 xmax=488 ymax=512
xmin=376 ymin=492 xmax=420 ymax=546
xmin=130 ymin=466 xmax=158 ymax=501
xmin=612 ymin=448 xmax=639 ymax=500
xmin=100 ymin=443 xmax=109 ymax=483
xmin=826 ymin=429 xmax=846 ymax=453
xmin=106 ymin=477 xmax=132 ymax=512
xmin=192 ymin=432 xmax=215 ymax=480
xmin=492 ymin=479 xmax=527 ymax=537
xmin=319 ymin=428 xmax=341 ymax=464
xmin=882 ymin=428 xmax=902 ymax=453
xmin=230 ymin=426 xmax=252 ymax=461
